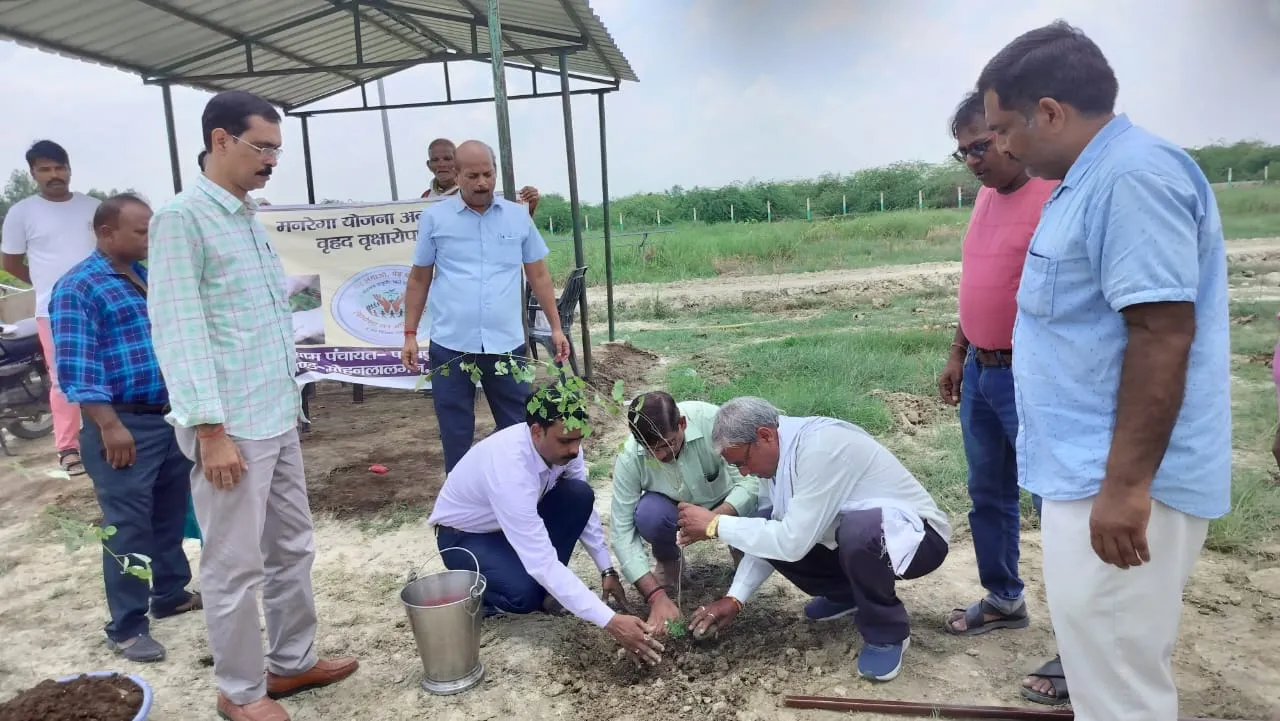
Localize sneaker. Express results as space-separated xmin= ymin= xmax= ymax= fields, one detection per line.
xmin=803 ymin=597 xmax=857 ymax=622
xmin=107 ymin=634 xmax=167 ymax=663
xmin=857 ymin=637 xmax=909 ymax=682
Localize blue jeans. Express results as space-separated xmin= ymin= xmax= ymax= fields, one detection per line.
xmin=428 ymin=341 xmax=534 ymax=474
xmin=435 ymin=477 xmax=595 ymax=615
xmin=959 ymin=351 xmax=1039 ymax=603
xmin=80 ymin=411 xmax=195 ymax=642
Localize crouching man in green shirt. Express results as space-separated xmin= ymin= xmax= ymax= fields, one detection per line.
xmin=609 ymin=392 xmax=759 ymax=636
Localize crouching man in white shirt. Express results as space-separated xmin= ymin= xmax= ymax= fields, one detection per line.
xmin=427 ymin=387 xmax=666 ymax=664
xmin=676 ymin=396 xmax=951 ymax=683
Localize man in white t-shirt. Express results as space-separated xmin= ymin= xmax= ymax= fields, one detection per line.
xmin=1 ymin=140 xmax=100 ymax=476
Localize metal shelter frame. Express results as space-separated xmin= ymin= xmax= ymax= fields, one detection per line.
xmin=0 ymin=0 xmax=636 ymax=380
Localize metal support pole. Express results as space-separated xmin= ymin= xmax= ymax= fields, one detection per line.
xmin=376 ymin=78 xmax=398 ymax=200
xmin=486 ymin=0 xmax=516 ymax=201
xmin=161 ymin=84 xmax=182 ymax=194
xmin=559 ymin=52 xmax=592 ymax=380
xmin=598 ymin=92 xmax=614 ymax=341
xmin=300 ymin=115 xmax=316 ymax=204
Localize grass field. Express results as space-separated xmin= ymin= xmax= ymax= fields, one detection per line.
xmin=600 ymin=275 xmax=1280 ymax=557
xmin=546 ymin=184 xmax=1280 ymax=286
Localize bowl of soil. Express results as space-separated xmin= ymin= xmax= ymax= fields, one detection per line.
xmin=0 ymin=671 xmax=152 ymax=721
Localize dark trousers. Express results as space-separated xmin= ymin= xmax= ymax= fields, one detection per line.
xmin=80 ymin=411 xmax=195 ymax=642
xmin=769 ymin=508 xmax=949 ymax=645
xmin=435 ymin=477 xmax=594 ymax=614
xmin=959 ymin=352 xmax=1040 ymax=603
xmin=428 ymin=341 xmax=534 ymax=474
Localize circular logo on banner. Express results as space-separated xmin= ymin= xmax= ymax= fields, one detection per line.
xmin=330 ymin=264 xmax=426 ymax=346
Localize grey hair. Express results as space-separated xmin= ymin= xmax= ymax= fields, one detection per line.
xmin=711 ymin=396 xmax=780 ymax=452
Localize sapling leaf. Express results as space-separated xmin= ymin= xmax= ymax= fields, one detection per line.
xmin=438 ymin=365 xmax=451 ymax=377
xmin=665 ymin=619 xmax=687 ymax=639
xmin=414 ymin=373 xmax=427 ymax=391
xmin=612 ymin=380 xmax=625 ymax=404
xmin=129 ymin=553 xmax=152 ymax=564
xmin=102 ymin=525 xmax=118 ymax=538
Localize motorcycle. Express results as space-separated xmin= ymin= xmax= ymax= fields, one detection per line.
xmin=0 ymin=316 xmax=54 ymax=455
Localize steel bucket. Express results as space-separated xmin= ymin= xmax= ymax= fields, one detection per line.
xmin=399 ymin=546 xmax=487 ymax=695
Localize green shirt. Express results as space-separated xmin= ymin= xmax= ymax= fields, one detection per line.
xmin=608 ymin=400 xmax=759 ymax=584
xmin=147 ymin=175 xmax=300 ymax=440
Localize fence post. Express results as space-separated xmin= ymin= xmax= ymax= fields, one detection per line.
xmin=656 ymin=209 xmax=662 ymax=225
xmin=767 ymin=200 xmax=772 ymax=222
xmin=879 ymin=191 xmax=885 ymax=212
xmin=957 ymin=186 xmax=962 ymax=208
xmin=918 ymin=189 xmax=923 ymax=211
xmin=585 ymin=215 xmax=590 ymax=231
xmin=619 ymin=213 xmax=625 ymax=231
xmin=806 ymin=198 xmax=811 ymax=221
xmin=549 ymin=217 xmax=555 ymax=233
xmin=842 ymin=194 xmax=847 ymax=216
xmin=730 ymin=204 xmax=735 ymax=223
xmin=1228 ymin=167 xmax=1233 ymax=185
xmin=693 ymin=207 xmax=698 ymax=222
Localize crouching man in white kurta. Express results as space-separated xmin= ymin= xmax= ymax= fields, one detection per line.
xmin=675 ymin=396 xmax=951 ymax=683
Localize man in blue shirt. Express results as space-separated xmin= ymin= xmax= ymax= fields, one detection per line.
xmin=50 ymin=194 xmax=203 ymax=663
xmin=401 ymin=140 xmax=570 ymax=473
xmin=979 ymin=22 xmax=1231 ymax=721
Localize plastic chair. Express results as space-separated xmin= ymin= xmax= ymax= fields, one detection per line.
xmin=526 ymin=266 xmax=588 ymax=376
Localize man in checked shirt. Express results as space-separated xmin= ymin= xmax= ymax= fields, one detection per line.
xmin=50 ymin=194 xmax=203 ymax=664
xmin=148 ymin=90 xmax=356 ymax=721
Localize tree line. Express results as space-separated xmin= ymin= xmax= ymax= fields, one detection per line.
xmin=2 ymin=140 xmax=1276 ymax=231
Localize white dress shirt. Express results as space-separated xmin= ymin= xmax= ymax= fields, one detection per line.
xmin=427 ymin=423 xmax=616 ymax=627
xmin=719 ymin=418 xmax=951 ymax=603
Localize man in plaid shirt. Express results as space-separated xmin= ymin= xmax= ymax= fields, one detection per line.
xmin=148 ymin=90 xmax=357 ymax=721
xmin=49 ymin=193 xmax=203 ymax=663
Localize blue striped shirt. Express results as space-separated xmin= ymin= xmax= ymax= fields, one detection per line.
xmin=49 ymin=250 xmax=168 ymax=405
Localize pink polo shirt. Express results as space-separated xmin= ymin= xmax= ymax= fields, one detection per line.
xmin=957 ymin=177 xmax=1059 ymax=351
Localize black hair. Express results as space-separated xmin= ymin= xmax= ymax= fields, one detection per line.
xmin=197 ymin=149 xmax=208 ymax=171
xmin=200 ymin=90 xmax=281 ymax=151
xmin=525 ymin=387 xmax=589 ymax=429
xmin=950 ymin=90 xmax=987 ymax=139
xmin=977 ymin=20 xmax=1118 ymax=118
xmin=626 ymin=391 xmax=681 ymax=447
xmin=25 ymin=140 xmax=69 ymax=168
xmin=92 ymin=193 xmax=150 ymax=230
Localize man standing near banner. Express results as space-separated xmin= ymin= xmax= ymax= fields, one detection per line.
xmin=420 ymin=137 xmax=541 ymax=217
xmin=401 ymin=139 xmax=569 ymax=474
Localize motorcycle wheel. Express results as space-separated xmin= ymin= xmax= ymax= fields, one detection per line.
xmin=8 ymin=414 xmax=53 ymax=440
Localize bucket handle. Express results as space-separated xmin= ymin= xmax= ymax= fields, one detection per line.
xmin=435 ymin=546 xmax=484 ymax=616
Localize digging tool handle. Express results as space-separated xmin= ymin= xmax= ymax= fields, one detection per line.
xmin=781 ymin=695 xmax=1248 ymax=721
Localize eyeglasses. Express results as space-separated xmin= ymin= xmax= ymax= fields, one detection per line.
xmin=234 ymin=136 xmax=284 ymax=161
xmin=726 ymin=442 xmax=755 ymax=472
xmin=952 ymin=137 xmax=993 ymax=163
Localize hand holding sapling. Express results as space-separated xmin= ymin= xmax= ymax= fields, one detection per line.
xmin=644 ymin=589 xmax=682 ymax=637
xmin=605 ymin=614 xmax=664 ymax=665
xmin=690 ymin=597 xmax=741 ymax=639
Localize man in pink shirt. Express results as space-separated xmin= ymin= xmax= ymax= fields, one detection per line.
xmin=427 ymin=387 xmax=665 ymax=665
xmin=936 ymin=91 xmax=1067 ymax=705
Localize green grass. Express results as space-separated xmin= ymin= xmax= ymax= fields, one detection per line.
xmin=547 ymin=184 xmax=1280 ymax=287
xmin=611 ymin=293 xmax=1280 ymax=555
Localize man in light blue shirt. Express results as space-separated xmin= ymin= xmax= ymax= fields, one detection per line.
xmin=401 ymin=140 xmax=570 ymax=473
xmin=979 ymin=22 xmax=1230 ymax=721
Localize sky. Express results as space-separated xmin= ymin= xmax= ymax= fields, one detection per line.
xmin=1 ymin=0 xmax=1278 ymax=206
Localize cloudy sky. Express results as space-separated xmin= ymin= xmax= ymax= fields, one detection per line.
xmin=2 ymin=0 xmax=1278 ymax=205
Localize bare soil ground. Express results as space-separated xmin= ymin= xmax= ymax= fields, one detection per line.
xmin=1 ymin=251 xmax=1278 ymax=720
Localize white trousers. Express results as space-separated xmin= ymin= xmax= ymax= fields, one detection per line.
xmin=1041 ymin=497 xmax=1208 ymax=721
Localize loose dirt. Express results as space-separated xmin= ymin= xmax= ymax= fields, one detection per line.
xmin=0 ymin=673 xmax=143 ymax=721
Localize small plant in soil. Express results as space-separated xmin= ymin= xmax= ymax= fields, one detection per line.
xmin=664 ymin=618 xmax=688 ymax=639
xmin=58 ymin=518 xmax=154 ymax=586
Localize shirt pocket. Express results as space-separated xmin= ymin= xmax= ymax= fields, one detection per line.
xmin=1017 ymin=251 xmax=1057 ymax=318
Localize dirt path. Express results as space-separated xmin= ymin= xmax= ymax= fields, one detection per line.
xmin=606 ymin=237 xmax=1280 ymax=309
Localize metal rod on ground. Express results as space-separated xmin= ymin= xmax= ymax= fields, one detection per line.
xmin=376 ymin=78 xmax=398 ymax=201
xmin=598 ymin=91 xmax=616 ymax=342
xmin=558 ymin=51 xmax=592 ymax=380
xmin=781 ymin=695 xmax=1243 ymax=721
xmin=161 ymin=84 xmax=182 ymax=194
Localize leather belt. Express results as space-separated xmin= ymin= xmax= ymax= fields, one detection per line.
xmin=974 ymin=348 xmax=1012 ymax=367
xmin=111 ymin=403 xmax=171 ymax=415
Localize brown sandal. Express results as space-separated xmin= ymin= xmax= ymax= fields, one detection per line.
xmin=58 ymin=449 xmax=86 ymax=476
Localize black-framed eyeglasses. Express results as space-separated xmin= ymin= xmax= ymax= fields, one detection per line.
xmin=952 ymin=137 xmax=993 ymax=163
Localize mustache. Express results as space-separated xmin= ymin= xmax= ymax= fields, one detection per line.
xmin=256 ymin=167 xmax=272 ymax=177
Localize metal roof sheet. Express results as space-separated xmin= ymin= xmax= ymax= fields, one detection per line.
xmin=0 ymin=0 xmax=636 ymax=110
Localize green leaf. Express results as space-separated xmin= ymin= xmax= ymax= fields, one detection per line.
xmin=612 ymin=380 xmax=625 ymax=404
xmin=438 ymin=365 xmax=451 ymax=377
xmin=527 ymin=398 xmax=541 ymax=414
xmin=129 ymin=553 xmax=152 ymax=564
xmin=102 ymin=525 xmax=118 ymax=538
xmin=414 ymin=373 xmax=427 ymax=391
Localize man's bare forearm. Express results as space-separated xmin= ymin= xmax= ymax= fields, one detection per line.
xmin=526 ymin=262 xmax=562 ymax=333
xmin=1103 ymin=302 xmax=1196 ymax=492
xmin=403 ymin=265 xmax=434 ymax=332
xmin=81 ymin=404 xmax=122 ymax=431
xmin=950 ymin=325 xmax=969 ymax=357
xmin=634 ymin=572 xmax=664 ymax=599
xmin=2 ymin=255 xmax=30 ymax=285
